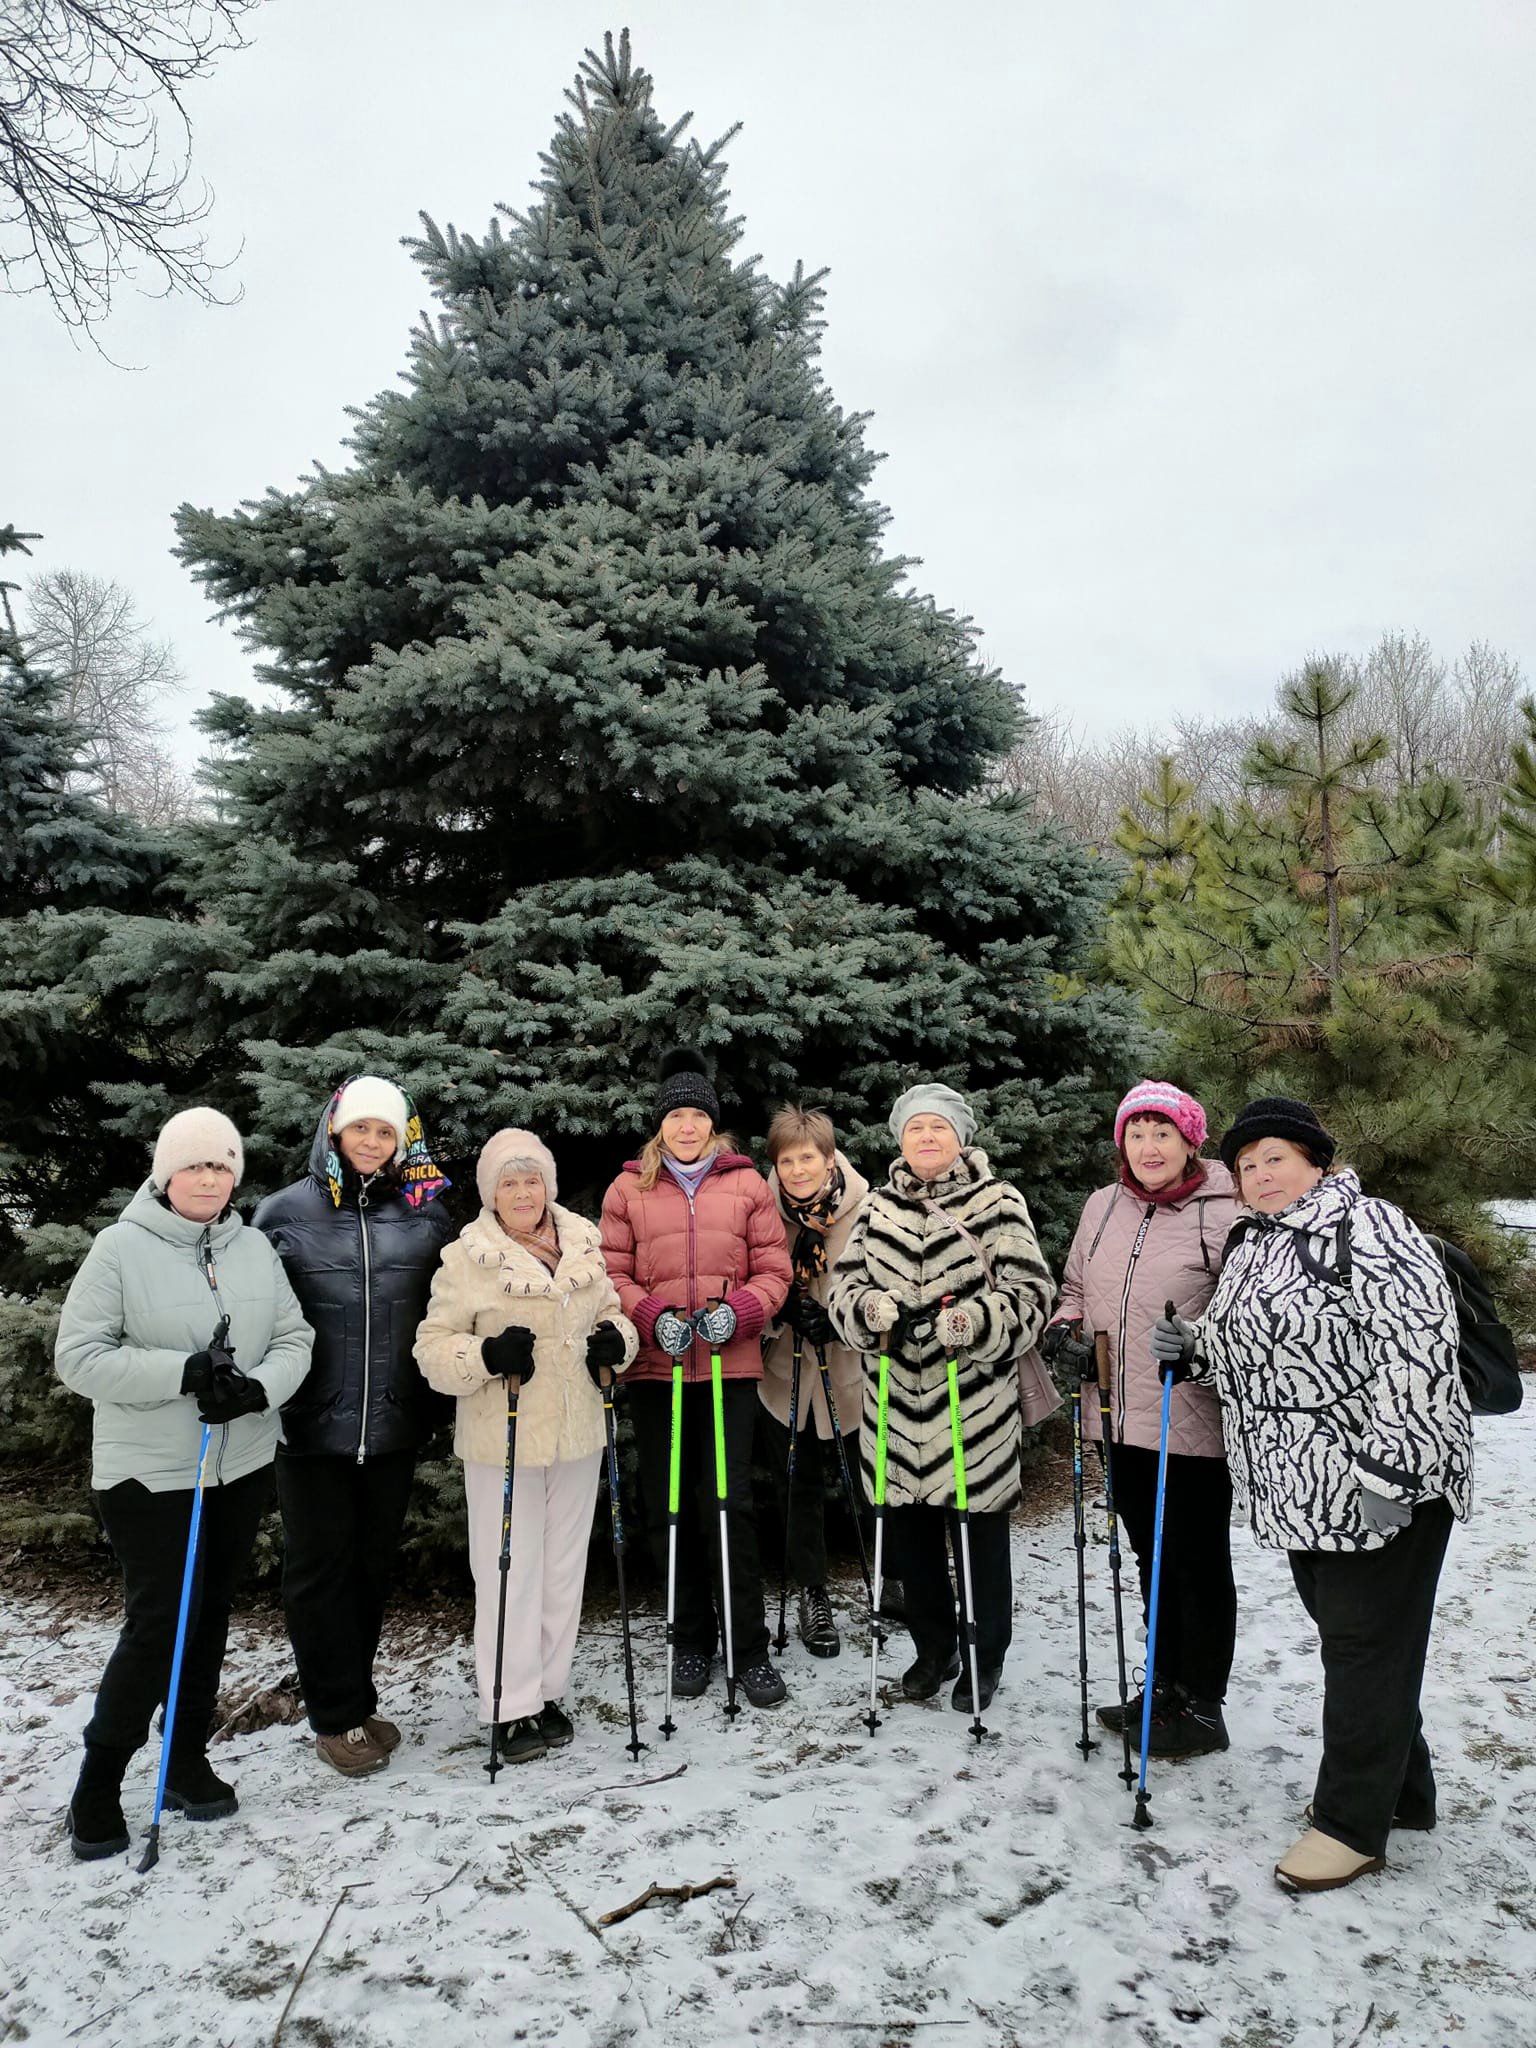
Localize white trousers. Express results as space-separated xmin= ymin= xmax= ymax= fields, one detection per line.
xmin=463 ymin=1451 xmax=603 ymax=1724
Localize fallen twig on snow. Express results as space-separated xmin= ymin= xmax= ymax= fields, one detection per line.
xmin=271 ymin=1883 xmax=368 ymax=2046
xmin=1340 ymin=2003 xmax=1377 ymax=2048
xmin=66 ymin=1984 xmax=150 ymax=2039
xmin=416 ymin=1858 xmax=469 ymax=1901
xmin=564 ymin=1761 xmax=687 ymax=1810
xmin=597 ymin=1873 xmax=735 ymax=1926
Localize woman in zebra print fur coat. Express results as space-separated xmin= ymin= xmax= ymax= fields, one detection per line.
xmin=828 ymin=1083 xmax=1054 ymax=1715
xmin=1154 ymin=1096 xmax=1473 ymax=1897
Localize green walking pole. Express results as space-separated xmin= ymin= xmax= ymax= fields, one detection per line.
xmin=945 ymin=1330 xmax=987 ymax=1745
xmin=658 ymin=1353 xmax=685 ymax=1740
xmin=864 ymin=1347 xmax=891 ymax=1735
xmin=710 ymin=1334 xmax=740 ymax=1721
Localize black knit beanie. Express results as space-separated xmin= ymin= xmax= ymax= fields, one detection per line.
xmin=654 ymin=1048 xmax=721 ymax=1128
xmin=1218 ymin=1096 xmax=1337 ymax=1173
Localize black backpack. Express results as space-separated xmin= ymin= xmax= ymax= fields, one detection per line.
xmin=1316 ymin=1216 xmax=1525 ymax=1417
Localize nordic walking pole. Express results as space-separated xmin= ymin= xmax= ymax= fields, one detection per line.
xmin=864 ymin=1345 xmax=891 ymax=1735
xmin=1096 ymin=1331 xmax=1136 ymax=1789
xmin=944 ymin=1314 xmax=987 ymax=1745
xmin=659 ymin=1345 xmax=685 ymax=1740
xmin=707 ymin=1315 xmax=740 ymax=1721
xmin=599 ymin=1367 xmax=646 ymax=1762
xmin=484 ymin=1374 xmax=521 ymax=1782
xmin=137 ymin=1411 xmax=215 ymax=1873
xmin=1132 ymin=1305 xmax=1177 ymax=1832
xmin=816 ymin=1344 xmax=873 ymax=1606
xmin=774 ymin=1332 xmax=804 ymax=1654
xmin=1070 ymin=1366 xmax=1096 ymax=1761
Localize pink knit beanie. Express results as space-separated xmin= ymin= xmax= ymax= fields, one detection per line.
xmin=1113 ymin=1080 xmax=1208 ymax=1154
xmin=476 ymin=1128 xmax=558 ymax=1210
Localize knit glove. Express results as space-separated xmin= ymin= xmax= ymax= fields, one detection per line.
xmin=197 ymin=1365 xmax=268 ymax=1425
xmin=1041 ymin=1318 xmax=1096 ymax=1381
xmin=937 ymin=1302 xmax=976 ymax=1352
xmin=653 ymin=1308 xmax=695 ymax=1358
xmin=482 ymin=1325 xmax=536 ymax=1381
xmin=1359 ymin=1488 xmax=1412 ymax=1536
xmin=692 ymin=1300 xmax=737 ymax=1348
xmin=585 ymin=1322 xmax=628 ymax=1385
xmin=1150 ymin=1311 xmax=1198 ymax=1383
xmin=783 ymin=1288 xmax=834 ymax=1347
xmin=860 ymin=1292 xmax=901 ymax=1334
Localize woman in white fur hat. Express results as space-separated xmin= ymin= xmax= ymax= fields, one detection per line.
xmin=54 ymin=1107 xmax=313 ymax=1859
xmin=415 ymin=1129 xmax=637 ymax=1764
xmin=254 ymin=1076 xmax=455 ymax=1779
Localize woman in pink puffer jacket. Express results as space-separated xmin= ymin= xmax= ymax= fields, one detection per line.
xmin=1045 ymin=1080 xmax=1237 ymax=1761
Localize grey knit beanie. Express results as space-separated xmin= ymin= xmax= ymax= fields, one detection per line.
xmin=888 ymin=1083 xmax=976 ymax=1147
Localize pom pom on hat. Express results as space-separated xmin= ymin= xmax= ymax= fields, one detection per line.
xmin=1113 ymin=1080 xmax=1208 ymax=1154
xmin=654 ymin=1047 xmax=722 ymax=1127
xmin=152 ymin=1107 xmax=244 ymax=1192
xmin=477 ymin=1128 xmax=558 ymax=1211
xmin=333 ymin=1076 xmax=410 ymax=1162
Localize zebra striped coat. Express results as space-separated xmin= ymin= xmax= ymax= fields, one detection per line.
xmin=1193 ymin=1168 xmax=1474 ymax=1553
xmin=827 ymin=1149 xmax=1054 ymax=1513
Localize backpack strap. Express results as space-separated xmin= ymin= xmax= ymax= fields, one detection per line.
xmin=921 ymin=1198 xmax=997 ymax=1290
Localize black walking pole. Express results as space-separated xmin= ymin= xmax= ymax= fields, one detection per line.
xmin=484 ymin=1375 xmax=520 ymax=1782
xmin=815 ymin=1344 xmax=874 ymax=1609
xmin=1095 ymin=1334 xmax=1136 ymax=1789
xmin=1070 ymin=1369 xmax=1096 ymax=1760
xmin=599 ymin=1367 xmax=646 ymax=1762
xmin=774 ymin=1333 xmax=804 ymax=1654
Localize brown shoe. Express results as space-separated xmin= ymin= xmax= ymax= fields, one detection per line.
xmin=364 ymin=1716 xmax=402 ymax=1753
xmin=1274 ymin=1828 xmax=1385 ymax=1893
xmin=316 ymin=1725 xmax=390 ymax=1777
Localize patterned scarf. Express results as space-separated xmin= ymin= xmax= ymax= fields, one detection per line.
xmin=502 ymin=1211 xmax=561 ymax=1274
xmin=323 ymin=1082 xmax=452 ymax=1211
xmin=1119 ymin=1156 xmax=1208 ymax=1208
xmin=782 ymin=1163 xmax=845 ymax=1286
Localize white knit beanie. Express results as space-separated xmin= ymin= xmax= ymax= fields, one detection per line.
xmin=476 ymin=1127 xmax=559 ymax=1210
xmin=333 ymin=1076 xmax=410 ymax=1162
xmin=151 ymin=1107 xmax=245 ymax=1192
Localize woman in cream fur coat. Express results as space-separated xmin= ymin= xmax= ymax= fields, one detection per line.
xmin=416 ymin=1129 xmax=636 ymax=1763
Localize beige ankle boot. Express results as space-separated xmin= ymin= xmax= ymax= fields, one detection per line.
xmin=1274 ymin=1827 xmax=1385 ymax=1893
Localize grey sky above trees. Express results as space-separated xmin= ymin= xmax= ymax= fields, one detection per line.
xmin=8 ymin=0 xmax=1536 ymax=772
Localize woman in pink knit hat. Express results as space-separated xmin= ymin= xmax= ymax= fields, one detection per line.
xmin=1043 ymin=1080 xmax=1238 ymax=1759
xmin=415 ymin=1129 xmax=636 ymax=1764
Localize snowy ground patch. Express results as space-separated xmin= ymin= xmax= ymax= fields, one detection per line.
xmin=2 ymin=1408 xmax=1533 ymax=2048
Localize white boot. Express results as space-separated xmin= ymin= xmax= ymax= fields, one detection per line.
xmin=1274 ymin=1827 xmax=1385 ymax=1893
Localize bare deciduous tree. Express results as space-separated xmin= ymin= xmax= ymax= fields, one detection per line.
xmin=0 ymin=0 xmax=262 ymax=333
xmin=23 ymin=566 xmax=193 ymax=821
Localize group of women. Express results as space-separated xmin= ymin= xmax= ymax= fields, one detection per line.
xmin=53 ymin=1054 xmax=1476 ymax=1896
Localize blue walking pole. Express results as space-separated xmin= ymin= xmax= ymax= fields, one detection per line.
xmin=137 ymin=1421 xmax=213 ymax=1873
xmin=1132 ymin=1302 xmax=1178 ymax=1832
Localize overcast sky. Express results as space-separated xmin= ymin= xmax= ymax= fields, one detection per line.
xmin=9 ymin=0 xmax=1536 ymax=770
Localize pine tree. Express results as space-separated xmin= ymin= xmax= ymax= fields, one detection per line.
xmin=172 ymin=35 xmax=1143 ymax=1238
xmin=1108 ymin=660 xmax=1536 ymax=1240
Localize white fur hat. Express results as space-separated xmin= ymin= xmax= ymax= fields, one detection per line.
xmin=334 ymin=1076 xmax=410 ymax=1161
xmin=476 ymin=1127 xmax=558 ymax=1210
xmin=151 ymin=1107 xmax=245 ymax=1192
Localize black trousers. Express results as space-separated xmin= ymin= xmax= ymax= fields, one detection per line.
xmin=759 ymin=1409 xmax=867 ymax=1589
xmin=1111 ymin=1442 xmax=1237 ymax=1702
xmin=276 ymin=1448 xmax=417 ymax=1735
xmin=84 ymin=1465 xmax=271 ymax=1759
xmin=1288 ymin=1496 xmax=1452 ymax=1859
xmin=628 ymin=1379 xmax=770 ymax=1666
xmin=888 ymin=1503 xmax=1013 ymax=1669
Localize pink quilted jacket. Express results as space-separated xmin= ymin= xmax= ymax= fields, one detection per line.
xmin=1052 ymin=1162 xmax=1237 ymax=1458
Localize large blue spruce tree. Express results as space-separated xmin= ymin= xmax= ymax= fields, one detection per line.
xmin=174 ymin=35 xmax=1143 ymax=1239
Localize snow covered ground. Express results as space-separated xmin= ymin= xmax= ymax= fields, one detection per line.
xmin=2 ymin=1406 xmax=1534 ymax=2048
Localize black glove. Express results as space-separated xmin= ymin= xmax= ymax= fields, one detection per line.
xmin=783 ymin=1288 xmax=834 ymax=1347
xmin=181 ymin=1316 xmax=233 ymax=1395
xmin=1151 ymin=1310 xmax=1198 ymax=1383
xmin=482 ymin=1325 xmax=537 ymax=1380
xmin=1041 ymin=1318 xmax=1095 ymax=1380
xmin=585 ymin=1322 xmax=628 ymax=1384
xmin=197 ymin=1365 xmax=268 ymax=1425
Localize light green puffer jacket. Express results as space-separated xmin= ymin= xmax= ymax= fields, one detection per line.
xmin=55 ymin=1182 xmax=314 ymax=1492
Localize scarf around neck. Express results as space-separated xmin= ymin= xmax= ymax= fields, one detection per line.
xmin=322 ymin=1081 xmax=451 ymax=1211
xmin=782 ymin=1163 xmax=845 ymax=1285
xmin=500 ymin=1209 xmax=561 ymax=1274
xmin=663 ymin=1153 xmax=715 ymax=1201
xmin=1119 ymin=1156 xmax=1208 ymax=1208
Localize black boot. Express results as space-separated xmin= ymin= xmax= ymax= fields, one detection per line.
xmin=796 ymin=1586 xmax=840 ymax=1658
xmin=537 ymin=1701 xmax=575 ymax=1748
xmin=1139 ymin=1689 xmax=1229 ymax=1759
xmin=164 ymin=1751 xmax=239 ymax=1820
xmin=67 ymin=1743 xmax=133 ymax=1861
xmin=1096 ymin=1676 xmax=1171 ymax=1734
xmin=951 ymin=1660 xmax=1003 ymax=1714
xmin=494 ymin=1717 xmax=547 ymax=1764
xmin=901 ymin=1648 xmax=961 ymax=1700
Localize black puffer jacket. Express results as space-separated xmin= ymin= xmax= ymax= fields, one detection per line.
xmin=254 ymin=1100 xmax=456 ymax=1459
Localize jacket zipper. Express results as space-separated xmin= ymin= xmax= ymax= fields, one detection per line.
xmin=685 ymin=1187 xmax=698 ymax=1384
xmin=1113 ymin=1205 xmax=1156 ymax=1438
xmin=357 ymin=1182 xmax=374 ymax=1465
xmin=197 ymin=1226 xmax=232 ymax=1480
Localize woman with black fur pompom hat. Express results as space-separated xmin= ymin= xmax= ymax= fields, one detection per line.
xmin=600 ymin=1050 xmax=793 ymax=1711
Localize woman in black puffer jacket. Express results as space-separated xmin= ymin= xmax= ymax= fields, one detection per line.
xmin=254 ymin=1077 xmax=455 ymax=1778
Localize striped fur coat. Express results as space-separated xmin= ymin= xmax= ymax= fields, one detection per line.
xmin=827 ymin=1149 xmax=1054 ymax=1513
xmin=1193 ymin=1169 xmax=1474 ymax=1553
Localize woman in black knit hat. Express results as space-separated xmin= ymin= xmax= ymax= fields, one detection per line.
xmin=1153 ymin=1096 xmax=1473 ymax=1894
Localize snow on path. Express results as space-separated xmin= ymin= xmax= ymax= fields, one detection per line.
xmin=2 ymin=1407 xmax=1534 ymax=2048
